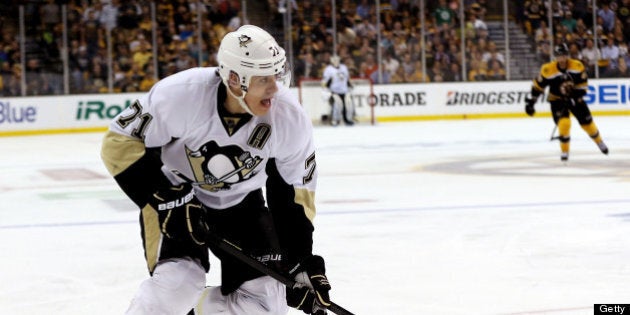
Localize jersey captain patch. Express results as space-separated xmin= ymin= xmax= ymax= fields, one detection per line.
xmin=185 ymin=141 xmax=263 ymax=192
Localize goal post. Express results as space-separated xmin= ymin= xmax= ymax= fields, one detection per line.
xmin=298 ymin=78 xmax=375 ymax=125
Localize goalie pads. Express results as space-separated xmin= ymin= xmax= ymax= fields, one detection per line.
xmin=321 ymin=89 xmax=332 ymax=104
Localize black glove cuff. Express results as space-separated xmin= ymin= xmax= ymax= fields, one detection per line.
xmin=286 ymin=287 xmax=315 ymax=312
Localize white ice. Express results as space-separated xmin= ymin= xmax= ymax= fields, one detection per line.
xmin=1 ymin=116 xmax=629 ymax=315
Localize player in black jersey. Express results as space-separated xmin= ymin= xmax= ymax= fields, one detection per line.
xmin=525 ymin=43 xmax=608 ymax=161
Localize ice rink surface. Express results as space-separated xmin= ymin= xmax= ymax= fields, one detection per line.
xmin=1 ymin=116 xmax=629 ymax=315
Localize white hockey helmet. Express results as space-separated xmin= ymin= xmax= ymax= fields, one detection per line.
xmin=217 ymin=25 xmax=289 ymax=92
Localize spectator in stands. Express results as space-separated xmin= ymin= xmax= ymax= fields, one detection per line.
xmin=408 ymin=60 xmax=431 ymax=83
xmin=25 ymin=58 xmax=50 ymax=96
xmin=468 ymin=59 xmax=487 ymax=81
xmin=561 ymin=11 xmax=577 ymax=33
xmin=434 ymin=43 xmax=451 ymax=67
xmin=227 ymin=11 xmax=243 ymax=31
xmin=524 ymin=0 xmax=545 ymax=34
xmin=619 ymin=42 xmax=630 ymax=65
xmin=83 ymin=1 xmax=103 ymax=23
xmin=400 ymin=52 xmax=415 ymax=75
xmin=5 ymin=64 xmax=21 ymax=96
xmin=391 ymin=63 xmax=409 ymax=83
xmin=138 ymin=64 xmax=157 ymax=91
xmin=481 ymin=41 xmax=505 ymax=66
xmin=370 ymin=61 xmax=392 ymax=84
xmin=174 ymin=48 xmax=196 ymax=72
xmin=100 ymin=0 xmax=120 ymax=31
xmin=572 ymin=0 xmax=589 ymax=22
xmin=487 ymin=59 xmax=507 ymax=80
xmin=444 ymin=62 xmax=463 ymax=82
xmin=618 ymin=1 xmax=630 ymax=40
xmin=616 ymin=57 xmax=630 ymax=77
xmin=354 ymin=15 xmax=378 ymax=40
xmin=611 ymin=22 xmax=626 ymax=44
xmin=470 ymin=1 xmax=487 ymax=20
xmin=383 ymin=52 xmax=400 ymax=77
xmin=433 ymin=0 xmax=456 ymax=33
xmin=294 ymin=52 xmax=319 ymax=81
xmin=568 ymin=42 xmax=582 ymax=61
xmin=429 ymin=60 xmax=446 ymax=82
xmin=538 ymin=41 xmax=552 ymax=62
xmin=132 ymin=39 xmax=152 ymax=69
xmin=598 ymin=2 xmax=616 ymax=33
xmin=550 ymin=0 xmax=565 ymax=25
xmin=601 ymin=36 xmax=621 ymax=77
xmin=356 ymin=0 xmax=372 ymax=20
xmin=40 ymin=0 xmax=60 ymax=31
xmin=470 ymin=11 xmax=488 ymax=36
xmin=380 ymin=31 xmax=395 ymax=54
xmin=581 ymin=38 xmax=601 ymax=77
xmin=359 ymin=53 xmax=378 ymax=80
xmin=392 ymin=34 xmax=408 ymax=57
xmin=535 ymin=20 xmax=552 ymax=44
xmin=0 ymin=61 xmax=11 ymax=95
xmin=119 ymin=1 xmax=141 ymax=32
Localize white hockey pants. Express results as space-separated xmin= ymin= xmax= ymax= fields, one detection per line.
xmin=125 ymin=257 xmax=206 ymax=315
xmin=193 ymin=276 xmax=288 ymax=315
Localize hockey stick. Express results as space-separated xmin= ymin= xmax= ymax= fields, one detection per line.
xmin=549 ymin=125 xmax=559 ymax=141
xmin=205 ymin=231 xmax=355 ymax=315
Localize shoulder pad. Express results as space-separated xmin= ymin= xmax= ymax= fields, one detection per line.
xmin=540 ymin=62 xmax=558 ymax=78
xmin=568 ymin=59 xmax=585 ymax=72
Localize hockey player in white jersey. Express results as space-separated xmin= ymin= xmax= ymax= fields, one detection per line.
xmin=322 ymin=55 xmax=354 ymax=126
xmin=101 ymin=25 xmax=332 ymax=315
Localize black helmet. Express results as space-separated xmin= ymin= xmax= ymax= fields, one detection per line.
xmin=554 ymin=43 xmax=569 ymax=56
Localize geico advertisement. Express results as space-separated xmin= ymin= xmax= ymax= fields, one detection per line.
xmin=0 ymin=93 xmax=142 ymax=132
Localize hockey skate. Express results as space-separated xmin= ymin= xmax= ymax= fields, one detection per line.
xmin=597 ymin=141 xmax=609 ymax=154
xmin=560 ymin=152 xmax=569 ymax=162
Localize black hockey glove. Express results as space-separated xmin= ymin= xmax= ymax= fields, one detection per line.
xmin=146 ymin=183 xmax=209 ymax=245
xmin=286 ymin=255 xmax=331 ymax=315
xmin=524 ymin=97 xmax=536 ymax=116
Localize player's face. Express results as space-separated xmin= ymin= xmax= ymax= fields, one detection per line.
xmin=556 ymin=54 xmax=568 ymax=68
xmin=244 ymin=75 xmax=279 ymax=116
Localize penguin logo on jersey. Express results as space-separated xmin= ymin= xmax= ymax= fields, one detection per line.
xmin=185 ymin=141 xmax=262 ymax=192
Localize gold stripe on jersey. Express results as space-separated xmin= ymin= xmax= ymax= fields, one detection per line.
xmin=101 ymin=130 xmax=145 ymax=176
xmin=141 ymin=204 xmax=163 ymax=273
xmin=294 ymin=188 xmax=316 ymax=223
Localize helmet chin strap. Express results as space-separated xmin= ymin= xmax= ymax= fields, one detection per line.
xmin=224 ymin=79 xmax=254 ymax=115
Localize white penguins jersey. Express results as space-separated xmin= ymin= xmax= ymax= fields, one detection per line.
xmin=322 ymin=64 xmax=350 ymax=94
xmin=106 ymin=67 xmax=317 ymax=216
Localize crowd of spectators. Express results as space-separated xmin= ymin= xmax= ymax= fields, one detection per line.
xmin=289 ymin=0 xmax=502 ymax=84
xmin=0 ymin=0 xmax=629 ymax=97
xmin=0 ymin=0 xmax=243 ymax=96
xmin=524 ymin=0 xmax=630 ymax=78
xmin=0 ymin=0 xmax=500 ymax=96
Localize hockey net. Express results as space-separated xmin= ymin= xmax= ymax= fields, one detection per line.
xmin=298 ymin=78 xmax=375 ymax=125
